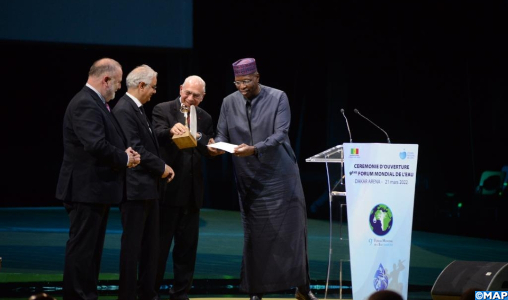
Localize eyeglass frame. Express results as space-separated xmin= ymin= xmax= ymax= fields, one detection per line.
xmin=182 ymin=89 xmax=204 ymax=100
xmin=142 ymin=82 xmax=157 ymax=90
xmin=233 ymin=79 xmax=253 ymax=87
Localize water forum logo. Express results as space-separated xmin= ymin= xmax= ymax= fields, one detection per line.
xmin=369 ymin=204 xmax=393 ymax=236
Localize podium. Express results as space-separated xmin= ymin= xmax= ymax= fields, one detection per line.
xmin=306 ymin=145 xmax=346 ymax=196
xmin=306 ymin=145 xmax=348 ymax=299
xmin=308 ymin=143 xmax=419 ymax=300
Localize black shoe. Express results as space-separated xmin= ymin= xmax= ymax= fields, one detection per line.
xmin=250 ymin=294 xmax=263 ymax=300
xmin=295 ymin=288 xmax=319 ymax=300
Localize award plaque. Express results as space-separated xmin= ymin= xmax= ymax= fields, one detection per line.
xmin=172 ymin=104 xmax=197 ymax=149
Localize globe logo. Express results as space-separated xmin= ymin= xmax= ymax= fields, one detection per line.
xmin=369 ymin=204 xmax=393 ymax=236
xmin=399 ymin=151 xmax=407 ymax=159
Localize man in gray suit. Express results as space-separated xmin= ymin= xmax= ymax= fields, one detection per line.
xmin=211 ymin=58 xmax=318 ymax=300
xmin=56 ymin=58 xmax=140 ymax=300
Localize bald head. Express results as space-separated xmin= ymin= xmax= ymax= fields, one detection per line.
xmin=180 ymin=75 xmax=206 ymax=108
xmin=183 ymin=75 xmax=206 ymax=92
xmin=86 ymin=58 xmax=123 ymax=102
xmin=88 ymin=58 xmax=122 ymax=79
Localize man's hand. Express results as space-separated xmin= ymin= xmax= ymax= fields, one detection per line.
xmin=207 ymin=138 xmax=225 ymax=156
xmin=170 ymin=123 xmax=188 ymax=136
xmin=162 ymin=164 xmax=175 ymax=182
xmin=233 ymin=143 xmax=256 ymax=157
xmin=126 ymin=147 xmax=141 ymax=168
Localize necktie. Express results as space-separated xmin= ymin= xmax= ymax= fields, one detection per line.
xmin=105 ymin=102 xmax=111 ymax=112
xmin=140 ymin=106 xmax=152 ymax=133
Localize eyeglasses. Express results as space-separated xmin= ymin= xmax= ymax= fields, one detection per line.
xmin=233 ymin=79 xmax=253 ymax=86
xmin=182 ymin=90 xmax=203 ymax=100
xmin=143 ymin=82 xmax=157 ymax=90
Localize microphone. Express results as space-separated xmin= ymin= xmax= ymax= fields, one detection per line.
xmin=340 ymin=109 xmax=353 ymax=143
xmin=354 ymin=108 xmax=391 ymax=143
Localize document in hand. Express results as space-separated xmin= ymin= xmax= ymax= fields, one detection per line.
xmin=207 ymin=142 xmax=238 ymax=153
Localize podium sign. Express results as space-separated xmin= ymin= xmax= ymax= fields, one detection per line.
xmin=343 ymin=143 xmax=419 ymax=300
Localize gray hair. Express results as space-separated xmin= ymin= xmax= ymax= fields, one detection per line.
xmin=183 ymin=75 xmax=206 ymax=93
xmin=126 ymin=64 xmax=158 ymax=88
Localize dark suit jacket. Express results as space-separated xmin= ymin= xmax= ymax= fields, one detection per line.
xmin=55 ymin=86 xmax=128 ymax=204
xmin=112 ymin=94 xmax=166 ymax=201
xmin=152 ymin=97 xmax=214 ymax=208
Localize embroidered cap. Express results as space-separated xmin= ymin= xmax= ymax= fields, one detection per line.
xmin=232 ymin=58 xmax=257 ymax=76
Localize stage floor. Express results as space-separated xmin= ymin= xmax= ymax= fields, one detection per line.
xmin=1 ymin=207 xmax=507 ymax=300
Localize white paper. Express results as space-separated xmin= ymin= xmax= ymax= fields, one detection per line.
xmin=207 ymin=142 xmax=238 ymax=153
xmin=190 ymin=105 xmax=197 ymax=138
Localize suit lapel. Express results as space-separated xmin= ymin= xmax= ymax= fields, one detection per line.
xmin=126 ymin=97 xmax=159 ymax=147
xmin=86 ymin=88 xmax=126 ymax=145
xmin=122 ymin=96 xmax=142 ymax=127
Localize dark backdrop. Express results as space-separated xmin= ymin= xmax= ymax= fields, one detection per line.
xmin=2 ymin=0 xmax=508 ymax=239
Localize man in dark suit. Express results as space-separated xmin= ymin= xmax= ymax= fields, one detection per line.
xmin=55 ymin=58 xmax=141 ymax=300
xmin=112 ymin=64 xmax=175 ymax=300
xmin=152 ymin=75 xmax=215 ymax=300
